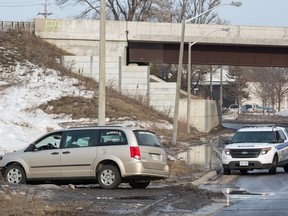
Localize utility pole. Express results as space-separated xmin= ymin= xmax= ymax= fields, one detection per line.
xmin=38 ymin=0 xmax=53 ymax=18
xmin=98 ymin=0 xmax=106 ymax=126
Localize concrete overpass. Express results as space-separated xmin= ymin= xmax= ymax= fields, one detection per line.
xmin=34 ymin=18 xmax=288 ymax=133
xmin=35 ymin=18 xmax=288 ymax=67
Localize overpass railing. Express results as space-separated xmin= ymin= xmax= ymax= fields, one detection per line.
xmin=0 ymin=21 xmax=35 ymax=33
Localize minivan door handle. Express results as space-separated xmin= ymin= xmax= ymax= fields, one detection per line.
xmin=62 ymin=151 xmax=70 ymax=154
xmin=51 ymin=152 xmax=59 ymax=155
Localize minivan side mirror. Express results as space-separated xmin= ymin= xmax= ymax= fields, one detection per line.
xmin=25 ymin=143 xmax=37 ymax=152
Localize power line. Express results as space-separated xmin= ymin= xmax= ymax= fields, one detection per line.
xmin=50 ymin=5 xmax=81 ymax=16
xmin=0 ymin=3 xmax=41 ymax=7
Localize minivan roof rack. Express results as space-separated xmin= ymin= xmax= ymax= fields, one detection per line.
xmin=68 ymin=125 xmax=124 ymax=129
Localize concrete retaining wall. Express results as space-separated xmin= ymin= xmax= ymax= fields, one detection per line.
xmin=179 ymin=99 xmax=220 ymax=133
xmin=177 ymin=145 xmax=220 ymax=169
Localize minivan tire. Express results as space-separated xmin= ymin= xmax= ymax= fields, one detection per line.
xmin=97 ymin=165 xmax=121 ymax=189
xmin=4 ymin=164 xmax=26 ymax=184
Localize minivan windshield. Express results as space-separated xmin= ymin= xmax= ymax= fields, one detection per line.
xmin=231 ymin=131 xmax=274 ymax=143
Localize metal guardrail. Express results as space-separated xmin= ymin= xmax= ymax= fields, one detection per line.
xmin=0 ymin=21 xmax=35 ymax=33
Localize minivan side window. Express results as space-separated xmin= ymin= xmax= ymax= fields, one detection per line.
xmin=99 ymin=130 xmax=127 ymax=146
xmin=63 ymin=130 xmax=97 ymax=148
xmin=134 ymin=130 xmax=162 ymax=148
xmin=34 ymin=132 xmax=62 ymax=150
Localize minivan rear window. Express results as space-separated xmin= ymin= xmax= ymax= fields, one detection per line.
xmin=134 ymin=130 xmax=162 ymax=148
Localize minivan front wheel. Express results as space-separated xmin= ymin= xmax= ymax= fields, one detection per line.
xmin=4 ymin=164 xmax=26 ymax=184
xmin=97 ymin=165 xmax=121 ymax=189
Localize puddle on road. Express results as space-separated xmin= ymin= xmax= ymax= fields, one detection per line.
xmin=223 ymin=187 xmax=270 ymax=207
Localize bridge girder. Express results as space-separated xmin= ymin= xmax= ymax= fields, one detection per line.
xmin=128 ymin=42 xmax=288 ymax=67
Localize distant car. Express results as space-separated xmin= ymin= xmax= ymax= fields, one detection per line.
xmin=228 ymin=104 xmax=248 ymax=113
xmin=0 ymin=126 xmax=169 ymax=189
xmin=228 ymin=104 xmax=239 ymax=112
xmin=241 ymin=105 xmax=248 ymax=113
xmin=243 ymin=104 xmax=252 ymax=111
xmin=263 ymin=106 xmax=274 ymax=113
xmin=244 ymin=103 xmax=263 ymax=113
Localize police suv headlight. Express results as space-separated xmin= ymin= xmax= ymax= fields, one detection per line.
xmin=260 ymin=147 xmax=271 ymax=155
xmin=224 ymin=148 xmax=231 ymax=155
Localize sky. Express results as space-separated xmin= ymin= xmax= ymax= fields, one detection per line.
xmin=0 ymin=0 xmax=287 ymax=27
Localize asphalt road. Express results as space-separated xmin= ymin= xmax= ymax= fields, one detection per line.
xmin=204 ymin=168 xmax=288 ymax=216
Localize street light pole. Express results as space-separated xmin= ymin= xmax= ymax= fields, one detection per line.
xmin=220 ymin=66 xmax=223 ymax=124
xmin=172 ymin=1 xmax=242 ymax=145
xmin=98 ymin=0 xmax=106 ymax=126
xmin=187 ymin=28 xmax=229 ymax=134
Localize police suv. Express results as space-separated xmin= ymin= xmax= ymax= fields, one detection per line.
xmin=222 ymin=125 xmax=288 ymax=175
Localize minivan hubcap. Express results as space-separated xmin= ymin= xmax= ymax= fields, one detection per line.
xmin=101 ymin=169 xmax=115 ymax=185
xmin=7 ymin=169 xmax=22 ymax=183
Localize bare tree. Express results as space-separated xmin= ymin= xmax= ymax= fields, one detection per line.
xmin=55 ymin=0 xmax=177 ymax=21
xmin=273 ymin=68 xmax=288 ymax=111
xmin=55 ymin=0 xmax=229 ymax=23
xmin=226 ymin=66 xmax=249 ymax=111
xmin=250 ymin=67 xmax=288 ymax=112
xmin=250 ymin=67 xmax=275 ymax=113
xmin=175 ymin=0 xmax=225 ymax=23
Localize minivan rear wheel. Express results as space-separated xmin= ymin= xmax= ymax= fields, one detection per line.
xmin=97 ymin=165 xmax=121 ymax=189
xmin=129 ymin=181 xmax=150 ymax=189
xmin=4 ymin=164 xmax=26 ymax=184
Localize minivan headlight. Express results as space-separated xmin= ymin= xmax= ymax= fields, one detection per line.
xmin=224 ymin=148 xmax=231 ymax=155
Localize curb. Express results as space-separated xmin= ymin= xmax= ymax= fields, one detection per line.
xmin=190 ymin=170 xmax=219 ymax=186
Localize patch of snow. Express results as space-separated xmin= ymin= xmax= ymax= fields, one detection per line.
xmin=275 ymin=109 xmax=288 ymax=116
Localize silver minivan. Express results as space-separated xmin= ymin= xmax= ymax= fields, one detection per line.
xmin=0 ymin=126 xmax=169 ymax=189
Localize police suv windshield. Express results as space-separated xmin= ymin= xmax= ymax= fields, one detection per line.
xmin=231 ymin=131 xmax=274 ymax=144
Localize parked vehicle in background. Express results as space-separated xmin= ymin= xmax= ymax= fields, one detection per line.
xmin=263 ymin=106 xmax=275 ymax=113
xmin=228 ymin=104 xmax=248 ymax=113
xmin=228 ymin=104 xmax=239 ymax=112
xmin=222 ymin=125 xmax=288 ymax=175
xmin=0 ymin=126 xmax=169 ymax=189
xmin=244 ymin=103 xmax=263 ymax=113
xmin=241 ymin=105 xmax=248 ymax=113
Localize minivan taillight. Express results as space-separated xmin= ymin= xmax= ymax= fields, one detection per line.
xmin=130 ymin=146 xmax=141 ymax=160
